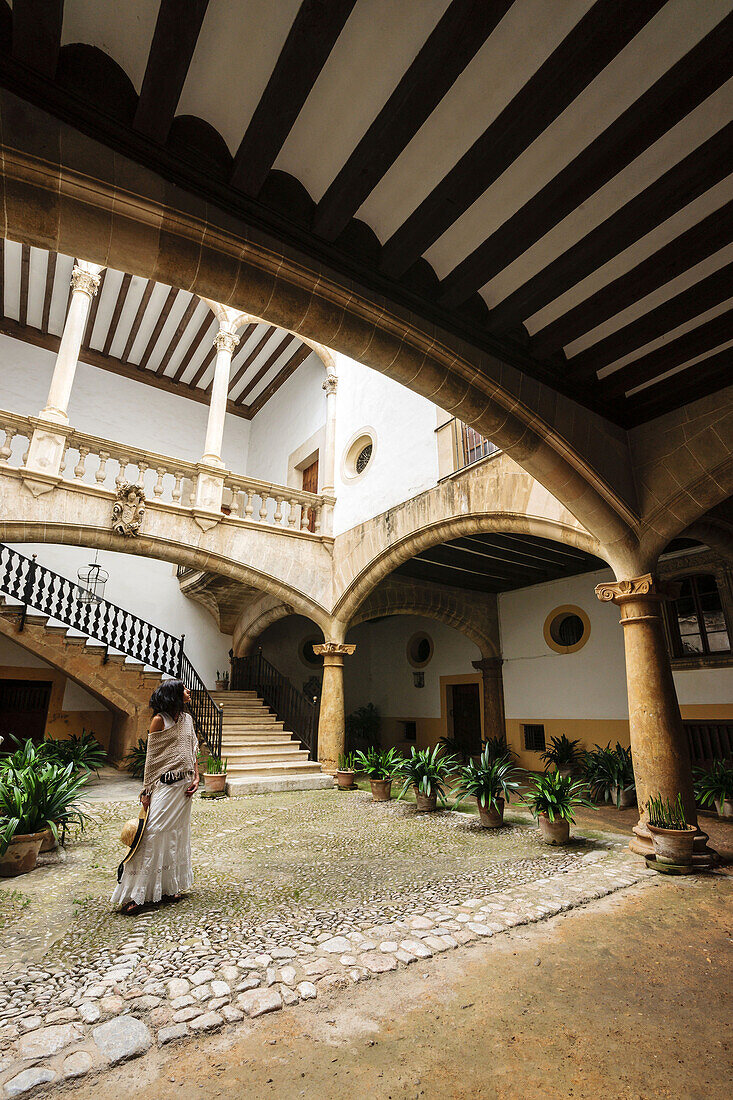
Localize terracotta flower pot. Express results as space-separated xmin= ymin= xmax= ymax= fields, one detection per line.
xmin=715 ymin=798 xmax=733 ymax=820
xmin=0 ymin=831 xmax=45 ymax=877
xmin=370 ymin=778 xmax=392 ymax=802
xmin=478 ymin=797 xmax=504 ymax=828
xmin=39 ymin=826 xmax=59 ymax=853
xmin=538 ymin=814 xmax=570 ymax=845
xmin=557 ymin=766 xmax=574 ymax=780
xmin=648 ymin=823 xmax=696 ymax=865
xmin=611 ymin=785 xmax=637 ymax=810
xmin=204 ymin=772 xmax=226 ymax=794
xmin=415 ymin=790 xmax=437 ymax=812
xmin=337 ymin=769 xmax=355 ymax=790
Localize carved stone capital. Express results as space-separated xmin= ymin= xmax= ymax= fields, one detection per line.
xmin=313 ymin=642 xmax=356 ymax=659
xmin=322 ymin=376 xmax=338 ymax=396
xmin=214 ymin=330 xmax=240 ymax=355
xmin=70 ymin=265 xmax=101 ymax=299
xmin=595 ymin=574 xmax=679 ymax=605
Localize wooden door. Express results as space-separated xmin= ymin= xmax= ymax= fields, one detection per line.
xmin=0 ymin=679 xmax=53 ymax=747
xmin=450 ymin=683 xmax=481 ymax=758
xmin=302 ymin=458 xmax=319 ymax=532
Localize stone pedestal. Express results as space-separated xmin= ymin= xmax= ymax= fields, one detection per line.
xmin=472 ymin=656 xmax=505 ymax=743
xmin=193 ymin=462 xmax=226 ymax=530
xmin=23 ymin=418 xmax=74 ymax=496
xmin=313 ymin=642 xmax=356 ymax=771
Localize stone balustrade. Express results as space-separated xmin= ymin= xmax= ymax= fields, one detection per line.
xmin=0 ymin=409 xmax=333 ymax=539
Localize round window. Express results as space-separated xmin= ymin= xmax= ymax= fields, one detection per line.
xmin=355 ymin=443 xmax=372 ymax=474
xmin=543 ymin=606 xmax=590 ymax=654
xmin=407 ymin=632 xmax=433 ymax=668
xmin=342 ymin=430 xmax=376 ymax=480
xmin=300 ymin=636 xmax=322 ymax=668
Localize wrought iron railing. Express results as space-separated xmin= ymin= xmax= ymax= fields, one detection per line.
xmin=231 ymin=650 xmax=319 ymax=759
xmin=0 ymin=543 xmax=222 ymax=758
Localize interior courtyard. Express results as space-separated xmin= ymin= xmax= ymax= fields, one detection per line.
xmin=0 ymin=1 xmax=731 ymax=1097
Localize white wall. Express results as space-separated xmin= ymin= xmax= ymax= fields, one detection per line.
xmin=6 ymin=543 xmax=232 ymax=686
xmin=247 ymin=352 xmax=326 ymax=485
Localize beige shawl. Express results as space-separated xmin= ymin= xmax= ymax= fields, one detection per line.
xmin=142 ymin=710 xmax=198 ymax=795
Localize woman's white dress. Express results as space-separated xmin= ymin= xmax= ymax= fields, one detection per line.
xmin=111 ymin=712 xmax=196 ymax=908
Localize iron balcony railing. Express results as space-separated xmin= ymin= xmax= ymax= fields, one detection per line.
xmin=231 ymin=650 xmax=319 ymax=759
xmin=0 ymin=543 xmax=222 ymax=759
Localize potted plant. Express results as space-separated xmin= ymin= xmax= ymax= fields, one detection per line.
xmin=541 ymin=734 xmax=581 ymax=778
xmin=215 ymin=669 xmax=230 ymax=692
xmin=582 ymin=742 xmax=636 ymax=808
xmin=454 ymin=747 xmax=524 ymax=827
xmin=353 ymin=747 xmax=402 ymax=801
xmin=438 ymin=735 xmax=468 ymax=765
xmin=47 ymin=730 xmax=107 ymax=773
xmin=396 ymin=745 xmax=459 ymax=812
xmin=482 ymin=735 xmax=516 ymax=763
xmin=203 ymin=754 xmax=227 ymax=794
xmin=694 ymin=760 xmax=733 ymax=819
xmin=0 ymin=759 xmax=88 ymax=875
xmin=125 ymin=737 xmax=148 ymax=780
xmin=646 ymin=793 xmax=696 ymax=869
xmin=525 ymin=770 xmax=593 ymax=844
xmin=336 ymin=752 xmax=356 ymax=790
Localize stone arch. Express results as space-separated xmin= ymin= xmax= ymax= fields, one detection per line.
xmin=231 ymin=595 xmax=324 ymax=657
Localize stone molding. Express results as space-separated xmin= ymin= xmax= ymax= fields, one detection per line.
xmin=322 ymin=376 xmax=338 ymax=396
xmin=70 ymin=265 xmax=101 ymax=299
xmin=472 ymin=657 xmax=503 ymax=674
xmin=213 ymin=330 xmax=240 ymax=354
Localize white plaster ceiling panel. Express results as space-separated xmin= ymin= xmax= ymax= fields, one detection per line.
xmin=108 ymin=275 xmax=148 ymax=360
xmin=88 ymin=268 xmax=124 ymax=350
xmin=274 ymin=0 xmax=451 ymax=203
xmin=525 ymin=174 xmax=733 ymax=336
xmin=26 ymin=247 xmax=48 ymax=331
xmin=2 ymin=239 xmax=22 ymax=322
xmin=481 ymin=78 xmax=733 ymax=311
xmin=627 ymin=337 xmax=733 ymax=396
xmin=228 ymin=325 xmax=287 ymax=401
xmin=565 ymin=243 xmax=733 ymax=358
xmin=48 ymin=255 xmax=74 ymax=337
xmin=243 ymin=339 xmax=303 ymax=405
xmin=177 ymin=318 xmax=217 ymax=387
xmin=61 ymin=0 xmax=159 ymax=93
xmin=423 ymin=0 xmax=727 ymax=279
xmin=163 ymin=300 xmax=211 ymax=378
xmin=145 ymin=290 xmax=194 ymax=372
xmin=177 ymin=0 xmax=303 ymax=155
xmin=356 ymin=0 xmax=594 ymax=243
xmin=127 ymin=281 xmax=171 ymax=365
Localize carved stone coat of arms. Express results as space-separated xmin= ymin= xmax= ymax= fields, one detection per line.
xmin=112 ymin=483 xmax=145 ymax=538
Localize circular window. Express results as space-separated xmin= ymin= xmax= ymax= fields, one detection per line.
xmin=300 ymin=636 xmax=322 ymax=668
xmin=407 ymin=631 xmax=434 ymax=668
xmin=543 ymin=606 xmax=591 ymax=654
xmin=342 ymin=430 xmax=376 ymax=481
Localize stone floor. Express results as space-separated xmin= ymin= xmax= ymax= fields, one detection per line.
xmin=0 ymin=786 xmax=728 ymax=1097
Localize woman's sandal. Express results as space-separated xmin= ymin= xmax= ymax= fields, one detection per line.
xmin=121 ymin=902 xmax=141 ymax=915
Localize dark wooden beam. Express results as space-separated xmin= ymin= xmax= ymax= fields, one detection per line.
xmin=230 ymin=0 xmax=357 ymax=196
xmin=567 ymin=261 xmax=733 ymax=379
xmin=532 ymin=198 xmax=733 ymax=356
xmin=101 ymin=271 xmax=132 ymax=356
xmin=246 ymin=343 xmax=312 ymax=416
xmin=137 ymin=286 xmax=178 ymax=370
xmin=155 ymin=294 xmax=200 ymax=376
xmin=487 ymin=122 xmax=733 ymax=335
xmin=314 ymin=0 xmax=513 ymax=241
xmin=40 ymin=249 xmax=56 ymax=334
xmin=171 ymin=312 xmax=215 ymax=383
xmin=623 ymin=345 xmax=733 ymax=427
xmin=227 ymin=326 xmax=277 ymax=395
xmin=380 ymin=0 xmax=664 ymax=278
xmin=600 ymin=306 xmax=733 ymax=398
xmin=439 ymin=13 xmax=733 ymax=307
xmin=18 ymin=243 xmax=30 ymax=329
xmin=134 ymin=0 xmax=210 ymax=144
xmin=121 ymin=280 xmax=154 ymax=362
xmin=237 ymin=334 xmax=298 ymax=405
xmin=82 ymin=267 xmax=105 ymax=347
xmin=0 ymin=314 xmax=248 ymax=418
xmin=12 ymin=0 xmax=63 ymax=78
xmin=395 ymin=557 xmax=502 ymax=594
xmin=188 ymin=345 xmax=216 ymax=389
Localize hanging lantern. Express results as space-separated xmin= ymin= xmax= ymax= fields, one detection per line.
xmin=77 ymin=553 xmax=108 ymax=605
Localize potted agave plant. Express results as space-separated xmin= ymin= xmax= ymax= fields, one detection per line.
xmin=203 ymin=754 xmax=227 ymax=794
xmin=582 ymin=742 xmax=636 ymax=808
xmin=0 ymin=757 xmax=88 ymax=875
xmin=215 ymin=669 xmax=230 ymax=692
xmin=646 ymin=792 xmax=696 ymax=871
xmin=694 ymin=760 xmax=733 ymax=819
xmin=454 ymin=746 xmax=524 ymax=827
xmin=353 ymin=747 xmax=402 ymax=801
xmin=396 ymin=745 xmax=458 ymax=812
xmin=336 ymin=752 xmax=356 ymax=790
xmin=541 ymin=734 xmax=581 ymax=779
xmin=525 ymin=770 xmax=593 ymax=844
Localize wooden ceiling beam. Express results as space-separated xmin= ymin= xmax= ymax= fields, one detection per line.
xmin=230 ymin=0 xmax=357 ymax=196
xmin=82 ymin=267 xmax=106 ymax=347
xmin=227 ymin=326 xmax=277 ymax=396
xmin=237 ymin=334 xmax=298 ymax=405
xmin=567 ymin=261 xmax=733 ymax=380
xmin=155 ymin=294 xmax=201 ymax=376
xmin=171 ymin=312 xmax=215 ymax=383
xmin=12 ymin=0 xmax=63 ymax=78
xmin=18 ymin=243 xmax=30 ymax=329
xmin=380 ymin=0 xmax=664 ymax=278
xmin=487 ymin=122 xmax=733 ymax=335
xmin=532 ymin=198 xmax=733 ymax=357
xmin=40 ymin=250 xmax=56 ymax=335
xmin=101 ymin=272 xmax=132 ymax=357
xmin=134 ymin=0 xmax=210 ymax=144
xmin=188 ymin=345 xmax=216 ymax=390
xmin=137 ymin=286 xmax=178 ymax=371
xmin=246 ymin=344 xmax=312 ymax=417
xmin=314 ymin=0 xmax=513 ymax=241
xmin=623 ymin=346 xmax=733 ymax=427
xmin=203 ymin=321 xmax=258 ymax=394
xmin=121 ymin=280 xmax=154 ymax=362
xmin=439 ymin=13 xmax=733 ymax=307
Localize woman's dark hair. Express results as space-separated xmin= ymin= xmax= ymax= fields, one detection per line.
xmin=150 ymin=679 xmax=186 ymax=719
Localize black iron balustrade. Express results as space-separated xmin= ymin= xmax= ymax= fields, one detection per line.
xmin=231 ymin=650 xmax=319 ymax=759
xmin=0 ymin=543 xmax=221 ymax=758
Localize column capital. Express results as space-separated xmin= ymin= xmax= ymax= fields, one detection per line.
xmin=70 ymin=265 xmax=101 ymax=299
xmin=322 ymin=375 xmax=338 ymax=396
xmin=472 ymin=657 xmax=503 ymax=674
xmin=595 ymin=574 xmax=680 ymax=606
xmin=314 ymin=641 xmax=355 ymax=659
xmin=213 ymin=330 xmax=240 ymax=355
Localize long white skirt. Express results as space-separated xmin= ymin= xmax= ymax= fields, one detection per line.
xmin=111 ymin=780 xmax=193 ymax=908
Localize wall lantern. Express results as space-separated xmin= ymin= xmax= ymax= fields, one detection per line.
xmin=77 ymin=552 xmax=108 ymax=605
xmin=413 ymin=670 xmax=425 ymax=688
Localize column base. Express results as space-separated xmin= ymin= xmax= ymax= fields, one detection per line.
xmin=629 ymin=821 xmax=719 ymax=867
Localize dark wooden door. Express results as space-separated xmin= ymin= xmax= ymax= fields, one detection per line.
xmin=451 ymin=683 xmax=481 ymax=758
xmin=302 ymin=458 xmax=319 ymax=532
xmin=0 ymin=679 xmax=53 ymax=746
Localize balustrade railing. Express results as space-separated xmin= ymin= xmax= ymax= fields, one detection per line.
xmin=231 ymin=650 xmax=319 ymax=759
xmin=0 ymin=409 xmax=331 ymax=538
xmin=0 ymin=543 xmax=222 ymax=758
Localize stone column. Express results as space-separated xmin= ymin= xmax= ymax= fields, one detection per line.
xmin=471 ymin=656 xmax=505 ymax=743
xmin=194 ymin=326 xmax=239 ymax=526
xmin=595 ymin=574 xmax=713 ymax=862
xmin=313 ymin=641 xmax=356 ymax=771
xmin=320 ymin=375 xmax=338 ymax=536
xmin=24 ymin=261 xmax=103 ymax=494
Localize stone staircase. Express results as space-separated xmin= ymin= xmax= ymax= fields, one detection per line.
xmin=211 ymin=690 xmax=333 ymax=795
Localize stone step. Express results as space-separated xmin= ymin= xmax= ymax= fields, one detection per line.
xmin=63 ymin=635 xmax=89 ymax=648
xmin=44 ymin=624 xmax=72 ymax=637
xmin=222 ymin=719 xmax=282 ymax=729
xmin=223 ymin=748 xmax=310 ymax=763
xmin=227 ymin=773 xmax=335 ymax=796
xmin=211 ymin=691 xmax=258 ymax=700
xmin=221 ymin=735 xmax=298 ymax=746
xmin=225 ymin=760 xmax=323 ymax=776
xmin=22 ymin=613 xmax=50 ymax=628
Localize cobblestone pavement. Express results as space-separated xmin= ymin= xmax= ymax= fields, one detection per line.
xmin=0 ymin=789 xmax=652 ymax=1096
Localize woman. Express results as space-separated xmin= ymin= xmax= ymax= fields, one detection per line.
xmin=112 ymin=679 xmax=199 ymax=915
